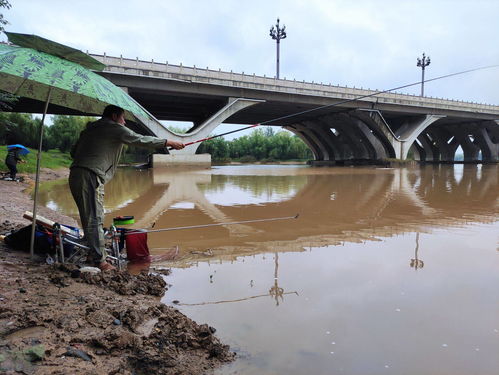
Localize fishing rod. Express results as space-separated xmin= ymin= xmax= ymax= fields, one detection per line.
xmin=168 ymin=123 xmax=260 ymax=150
xmin=125 ymin=213 xmax=299 ymax=235
xmin=168 ymin=63 xmax=499 ymax=147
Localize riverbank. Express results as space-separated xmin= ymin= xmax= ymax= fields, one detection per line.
xmin=0 ymin=169 xmax=235 ymax=374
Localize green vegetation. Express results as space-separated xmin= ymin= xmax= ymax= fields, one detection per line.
xmin=0 ymin=0 xmax=11 ymax=32
xmin=0 ymin=112 xmax=93 ymax=152
xmin=197 ymin=128 xmax=312 ymax=162
xmin=45 ymin=115 xmax=91 ymax=153
xmin=0 ymin=111 xmax=312 ymax=169
xmin=0 ymin=146 xmax=72 ymax=174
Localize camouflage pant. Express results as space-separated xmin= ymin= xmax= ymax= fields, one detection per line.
xmin=69 ymin=167 xmax=107 ymax=264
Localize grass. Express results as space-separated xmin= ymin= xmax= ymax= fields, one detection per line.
xmin=0 ymin=145 xmax=72 ymax=174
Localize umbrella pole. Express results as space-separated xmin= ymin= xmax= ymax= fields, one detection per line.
xmin=29 ymin=87 xmax=53 ymax=258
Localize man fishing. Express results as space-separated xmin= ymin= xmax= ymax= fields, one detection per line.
xmin=69 ymin=105 xmax=184 ymax=271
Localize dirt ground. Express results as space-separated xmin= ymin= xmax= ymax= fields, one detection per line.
xmin=0 ymin=170 xmax=235 ymax=374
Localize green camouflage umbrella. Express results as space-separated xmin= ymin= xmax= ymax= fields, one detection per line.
xmin=0 ymin=39 xmax=154 ymax=257
xmin=5 ymin=31 xmax=106 ymax=71
xmin=0 ymin=43 xmax=151 ymax=121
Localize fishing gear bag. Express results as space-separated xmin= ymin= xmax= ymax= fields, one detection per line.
xmin=4 ymin=224 xmax=77 ymax=257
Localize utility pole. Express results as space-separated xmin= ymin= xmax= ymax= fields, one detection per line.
xmin=416 ymin=52 xmax=431 ymax=97
xmin=269 ymin=18 xmax=287 ymax=79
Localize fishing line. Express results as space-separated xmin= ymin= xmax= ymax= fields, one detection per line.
xmin=125 ymin=213 xmax=299 ymax=234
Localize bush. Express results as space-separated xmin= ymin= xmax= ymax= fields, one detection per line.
xmin=238 ymin=155 xmax=257 ymax=163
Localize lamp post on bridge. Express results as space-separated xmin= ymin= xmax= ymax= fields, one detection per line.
xmin=417 ymin=52 xmax=431 ymax=97
xmin=269 ymin=18 xmax=287 ymax=79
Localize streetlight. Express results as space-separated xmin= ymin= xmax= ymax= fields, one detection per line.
xmin=269 ymin=18 xmax=287 ymax=79
xmin=416 ymin=52 xmax=431 ymax=97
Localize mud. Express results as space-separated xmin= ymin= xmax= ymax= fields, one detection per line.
xmin=0 ymin=169 xmax=235 ymax=374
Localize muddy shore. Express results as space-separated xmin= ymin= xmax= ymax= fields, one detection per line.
xmin=0 ymin=169 xmax=235 ymax=374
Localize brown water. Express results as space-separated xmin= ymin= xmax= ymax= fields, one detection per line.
xmin=38 ymin=164 xmax=499 ymax=375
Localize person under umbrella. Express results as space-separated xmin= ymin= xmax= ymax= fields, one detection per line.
xmin=69 ymin=105 xmax=184 ymax=271
xmin=5 ymin=144 xmax=28 ymax=181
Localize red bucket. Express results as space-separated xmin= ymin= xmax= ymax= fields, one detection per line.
xmin=125 ymin=230 xmax=151 ymax=262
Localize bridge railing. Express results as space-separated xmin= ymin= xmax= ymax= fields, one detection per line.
xmin=90 ymin=53 xmax=499 ymax=116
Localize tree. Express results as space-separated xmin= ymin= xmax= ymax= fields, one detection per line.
xmin=197 ymin=128 xmax=312 ymax=162
xmin=45 ymin=115 xmax=91 ymax=152
xmin=198 ymin=137 xmax=230 ymax=160
xmin=0 ymin=1 xmax=16 ymax=110
xmin=0 ymin=112 xmax=40 ymax=147
xmin=0 ymin=0 xmax=11 ymax=33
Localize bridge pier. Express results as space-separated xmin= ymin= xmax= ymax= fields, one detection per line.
xmin=472 ymin=122 xmax=499 ymax=162
xmin=412 ymin=121 xmax=499 ymax=163
xmin=393 ymin=114 xmax=444 ymax=160
xmin=138 ymin=97 xmax=263 ymax=166
xmin=454 ymin=130 xmax=481 ymax=162
xmin=298 ymin=112 xmax=499 ymax=165
xmin=416 ymin=133 xmax=439 ymax=161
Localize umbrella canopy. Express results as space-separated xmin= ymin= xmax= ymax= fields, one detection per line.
xmin=0 ymin=43 xmax=152 ymax=122
xmin=4 ymin=32 xmax=106 ymax=71
xmin=7 ymin=144 xmax=30 ymax=155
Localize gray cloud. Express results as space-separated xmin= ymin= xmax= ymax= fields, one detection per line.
xmin=3 ymin=0 xmax=499 ymax=106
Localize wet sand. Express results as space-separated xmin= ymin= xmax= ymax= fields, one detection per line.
xmin=0 ymin=169 xmax=234 ymax=374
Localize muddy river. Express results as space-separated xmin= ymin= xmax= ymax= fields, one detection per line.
xmin=37 ymin=164 xmax=499 ymax=375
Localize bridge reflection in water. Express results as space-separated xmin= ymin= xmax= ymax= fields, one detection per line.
xmin=37 ymin=164 xmax=498 ymax=266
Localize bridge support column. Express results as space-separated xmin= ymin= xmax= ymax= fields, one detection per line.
xmin=323 ymin=114 xmax=371 ymax=160
xmin=286 ymin=125 xmax=323 ymax=161
xmin=395 ymin=115 xmax=444 ymax=160
xmin=349 ymin=117 xmax=389 ymax=160
xmin=139 ymin=97 xmax=264 ymax=165
xmin=473 ymin=124 xmax=499 ymax=162
xmin=427 ymin=128 xmax=459 ymax=162
xmin=453 ymin=130 xmax=480 ymax=162
xmin=351 ymin=110 xmax=397 ymax=159
xmin=417 ymin=133 xmax=439 ymax=161
xmin=301 ymin=120 xmax=342 ymax=161
xmin=315 ymin=119 xmax=355 ymax=160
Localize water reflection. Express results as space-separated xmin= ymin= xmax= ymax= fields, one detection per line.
xmin=37 ymin=164 xmax=498 ymax=263
xmin=178 ymin=252 xmax=298 ymax=308
xmin=36 ymin=164 xmax=499 ymax=375
xmin=410 ymin=232 xmax=424 ymax=270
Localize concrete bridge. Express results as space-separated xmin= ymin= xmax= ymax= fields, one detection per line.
xmin=89 ymin=54 xmax=499 ymax=164
xmin=18 ymin=51 xmax=498 ymax=164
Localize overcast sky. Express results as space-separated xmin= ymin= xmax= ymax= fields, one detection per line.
xmin=2 ymin=0 xmax=499 ymax=137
